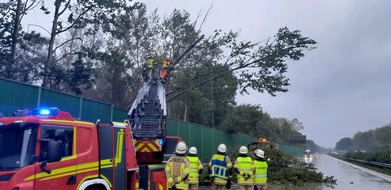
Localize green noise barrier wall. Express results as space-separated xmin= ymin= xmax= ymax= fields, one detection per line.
xmin=166 ymin=119 xmax=255 ymax=162
xmin=0 ymin=77 xmax=302 ymax=161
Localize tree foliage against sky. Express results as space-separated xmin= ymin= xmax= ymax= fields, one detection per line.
xmin=335 ymin=123 xmax=391 ymax=152
xmin=218 ymin=104 xmax=307 ymax=145
xmin=0 ymin=1 xmax=317 ymax=145
xmin=202 ymin=27 xmax=317 ymax=96
xmin=335 ymin=137 xmax=354 ymax=151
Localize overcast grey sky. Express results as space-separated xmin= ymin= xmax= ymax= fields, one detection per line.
xmin=142 ymin=0 xmax=391 ymax=148
xmin=17 ymin=0 xmax=391 ymax=148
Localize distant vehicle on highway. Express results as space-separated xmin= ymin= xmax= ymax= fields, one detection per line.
xmin=304 ymin=149 xmax=313 ymax=164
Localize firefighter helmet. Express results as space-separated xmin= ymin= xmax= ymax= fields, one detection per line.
xmin=239 ymin=146 xmax=248 ymax=154
xmin=175 ymin=141 xmax=188 ymax=154
xmin=218 ymin=144 xmax=227 ymax=153
xmin=189 ymin=147 xmax=197 ymax=154
xmin=256 ymin=149 xmax=264 ymax=158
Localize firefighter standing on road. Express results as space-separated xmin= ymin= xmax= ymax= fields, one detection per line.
xmin=253 ymin=149 xmax=268 ymax=190
xmin=186 ymin=147 xmax=204 ymax=190
xmin=234 ymin=146 xmax=254 ymax=190
xmin=165 ymin=141 xmax=191 ymax=190
xmin=208 ymin=144 xmax=232 ymax=190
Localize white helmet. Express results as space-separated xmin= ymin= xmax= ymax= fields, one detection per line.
xmin=189 ymin=147 xmax=197 ymax=154
xmin=239 ymin=146 xmax=248 ymax=154
xmin=256 ymin=149 xmax=264 ymax=158
xmin=175 ymin=141 xmax=188 ymax=154
xmin=218 ymin=144 xmax=227 ymax=153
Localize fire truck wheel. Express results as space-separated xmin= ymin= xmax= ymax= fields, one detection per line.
xmin=79 ymin=179 xmax=110 ymax=190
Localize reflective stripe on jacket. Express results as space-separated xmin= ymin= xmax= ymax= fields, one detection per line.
xmin=162 ymin=59 xmax=169 ymax=68
xmin=209 ymin=154 xmax=232 ymax=185
xmin=254 ymin=160 xmax=268 ymax=184
xmin=146 ymin=59 xmax=154 ymax=68
xmin=235 ymin=156 xmax=254 ymax=185
xmin=165 ymin=155 xmax=190 ymax=189
xmin=186 ymin=156 xmax=203 ymax=184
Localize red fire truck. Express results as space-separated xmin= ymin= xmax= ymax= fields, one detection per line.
xmin=0 ymin=108 xmax=169 ymax=190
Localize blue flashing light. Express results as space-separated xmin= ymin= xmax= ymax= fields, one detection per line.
xmin=158 ymin=139 xmax=163 ymax=145
xmin=28 ymin=107 xmax=60 ymax=116
xmin=39 ymin=109 xmax=51 ymax=115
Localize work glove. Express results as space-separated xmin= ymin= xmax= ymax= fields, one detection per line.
xmin=175 ymin=177 xmax=182 ymax=183
xmin=244 ymin=173 xmax=250 ymax=180
xmin=226 ymin=178 xmax=232 ymax=189
xmin=168 ymin=177 xmax=175 ymax=187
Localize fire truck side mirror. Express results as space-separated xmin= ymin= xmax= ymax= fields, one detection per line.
xmin=47 ymin=140 xmax=63 ymax=163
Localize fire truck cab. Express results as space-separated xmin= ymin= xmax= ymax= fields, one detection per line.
xmin=0 ymin=108 xmax=166 ymax=190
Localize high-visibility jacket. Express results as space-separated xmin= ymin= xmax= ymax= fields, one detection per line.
xmin=165 ymin=155 xmax=190 ymax=190
xmin=234 ymin=156 xmax=254 ymax=185
xmin=253 ymin=160 xmax=268 ymax=184
xmin=162 ymin=59 xmax=169 ymax=68
xmin=145 ymin=58 xmax=154 ymax=68
xmin=186 ymin=155 xmax=203 ymax=184
xmin=160 ymin=59 xmax=170 ymax=79
xmin=209 ymin=154 xmax=232 ymax=185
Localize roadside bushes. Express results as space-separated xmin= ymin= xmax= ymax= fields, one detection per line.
xmin=201 ymin=146 xmax=336 ymax=186
xmin=345 ymin=151 xmax=391 ymax=163
xmin=265 ymin=147 xmax=336 ymax=185
xmin=226 ymin=146 xmax=336 ymax=185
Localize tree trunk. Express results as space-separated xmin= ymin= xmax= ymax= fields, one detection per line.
xmin=183 ymin=102 xmax=187 ymax=121
xmin=136 ymin=36 xmax=140 ymax=68
xmin=11 ymin=0 xmax=22 ymax=65
xmin=43 ymin=1 xmax=61 ymax=88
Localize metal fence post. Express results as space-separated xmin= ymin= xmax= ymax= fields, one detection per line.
xmin=201 ymin=125 xmax=204 ymax=162
xmin=177 ymin=119 xmax=179 ymax=136
xmin=212 ymin=128 xmax=214 ymax=155
xmin=111 ymin=104 xmax=114 ymax=121
xmin=189 ymin=122 xmax=191 ymax=145
xmin=79 ymin=97 xmax=83 ymax=120
xmin=37 ymin=87 xmax=41 ymax=107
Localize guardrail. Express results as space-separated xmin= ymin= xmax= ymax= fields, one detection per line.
xmin=329 ymin=153 xmax=391 ymax=169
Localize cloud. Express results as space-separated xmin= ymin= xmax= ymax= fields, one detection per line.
xmin=237 ymin=0 xmax=391 ymax=147
xmin=22 ymin=0 xmax=391 ymax=148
